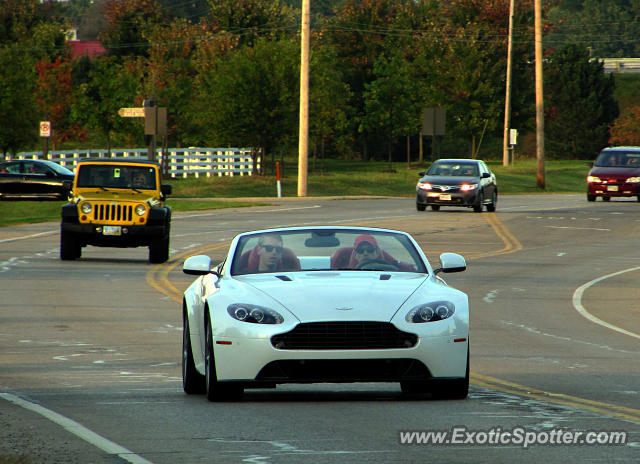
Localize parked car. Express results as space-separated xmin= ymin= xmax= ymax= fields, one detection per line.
xmin=0 ymin=159 xmax=74 ymax=200
xmin=181 ymin=226 xmax=470 ymax=401
xmin=587 ymin=147 xmax=640 ymax=202
xmin=416 ymin=159 xmax=497 ymax=212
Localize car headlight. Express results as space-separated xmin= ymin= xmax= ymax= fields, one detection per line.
xmin=135 ymin=204 xmax=147 ymax=216
xmin=405 ymin=301 xmax=455 ymax=323
xmin=417 ymin=182 xmax=432 ymax=190
xmin=587 ymin=176 xmax=601 ymax=183
xmin=460 ymin=183 xmax=478 ymax=191
xmin=626 ymin=176 xmax=640 ymax=183
xmin=80 ymin=202 xmax=92 ymax=214
xmin=227 ymin=303 xmax=284 ymax=324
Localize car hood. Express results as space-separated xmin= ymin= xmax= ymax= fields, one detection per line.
xmin=419 ymin=175 xmax=479 ymax=185
xmin=74 ymin=189 xmax=158 ymax=202
xmin=235 ymin=272 xmax=429 ymax=322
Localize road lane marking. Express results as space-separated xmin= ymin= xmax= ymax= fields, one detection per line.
xmin=0 ymin=392 xmax=154 ymax=464
xmin=472 ymin=373 xmax=640 ymax=424
xmin=0 ymin=231 xmax=56 ymax=244
xmin=572 ymin=267 xmax=640 ymax=340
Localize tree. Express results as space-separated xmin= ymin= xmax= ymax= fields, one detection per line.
xmin=0 ymin=45 xmax=38 ymax=156
xmin=192 ymin=37 xmax=299 ymax=173
xmin=610 ymin=105 xmax=640 ymax=146
xmin=362 ymin=52 xmax=419 ymax=170
xmin=544 ymin=44 xmax=618 ymax=158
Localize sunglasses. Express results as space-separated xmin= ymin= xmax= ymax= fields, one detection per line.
xmin=355 ymin=245 xmax=376 ymax=254
xmin=262 ymin=245 xmax=283 ymax=253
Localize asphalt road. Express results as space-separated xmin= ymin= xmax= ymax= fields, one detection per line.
xmin=0 ymin=194 xmax=638 ymax=463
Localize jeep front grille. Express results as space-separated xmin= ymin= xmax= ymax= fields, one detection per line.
xmin=94 ymin=203 xmax=133 ymax=222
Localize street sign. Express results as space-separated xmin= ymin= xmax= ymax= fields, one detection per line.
xmin=39 ymin=121 xmax=51 ymax=137
xmin=118 ymin=107 xmax=145 ymax=118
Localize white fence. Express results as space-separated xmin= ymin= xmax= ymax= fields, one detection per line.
xmin=601 ymin=58 xmax=640 ymax=74
xmin=12 ymin=148 xmax=256 ymax=178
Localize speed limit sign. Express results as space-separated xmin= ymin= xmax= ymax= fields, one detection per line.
xmin=39 ymin=121 xmax=51 ymax=137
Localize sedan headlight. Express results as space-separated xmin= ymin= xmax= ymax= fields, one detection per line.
xmin=405 ymin=301 xmax=455 ymax=323
xmin=135 ymin=204 xmax=147 ymax=216
xmin=626 ymin=176 xmax=640 ymax=183
xmin=417 ymin=182 xmax=432 ymax=190
xmin=460 ymin=183 xmax=478 ymax=191
xmin=80 ymin=202 xmax=92 ymax=214
xmin=587 ymin=176 xmax=601 ymax=183
xmin=227 ymin=303 xmax=284 ymax=324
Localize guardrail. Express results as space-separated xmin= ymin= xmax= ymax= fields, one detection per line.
xmin=11 ymin=148 xmax=257 ymax=178
xmin=600 ymin=58 xmax=640 ymax=74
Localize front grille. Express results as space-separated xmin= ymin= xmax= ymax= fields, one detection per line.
xmin=271 ymin=321 xmax=418 ymax=350
xmin=433 ymin=185 xmax=460 ymax=192
xmin=93 ymin=203 xmax=133 ymax=222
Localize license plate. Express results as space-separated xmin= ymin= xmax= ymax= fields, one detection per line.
xmin=103 ymin=226 xmax=121 ymax=236
xmin=607 ymin=185 xmax=618 ymax=192
xmin=439 ymin=194 xmax=451 ymax=201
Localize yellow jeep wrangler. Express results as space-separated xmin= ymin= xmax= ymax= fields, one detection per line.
xmin=60 ymin=159 xmax=172 ymax=263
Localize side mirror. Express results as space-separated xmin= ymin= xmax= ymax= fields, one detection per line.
xmin=434 ymin=252 xmax=466 ymax=274
xmin=161 ymin=184 xmax=172 ymax=196
xmin=418 ymin=171 xmax=426 ymax=176
xmin=481 ymin=172 xmax=491 ymax=178
xmin=183 ymin=255 xmax=213 ymax=275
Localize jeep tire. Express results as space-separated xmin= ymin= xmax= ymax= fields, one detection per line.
xmin=149 ymin=227 xmax=170 ymax=263
xmin=60 ymin=230 xmax=81 ymax=260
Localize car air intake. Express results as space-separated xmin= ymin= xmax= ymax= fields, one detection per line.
xmin=93 ymin=203 xmax=133 ymax=222
xmin=271 ymin=321 xmax=417 ymax=350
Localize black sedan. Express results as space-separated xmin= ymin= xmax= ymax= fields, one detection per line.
xmin=416 ymin=159 xmax=497 ymax=212
xmin=0 ymin=159 xmax=74 ymax=200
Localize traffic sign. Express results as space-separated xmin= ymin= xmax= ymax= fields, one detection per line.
xmin=118 ymin=107 xmax=145 ymax=118
xmin=39 ymin=121 xmax=51 ymax=137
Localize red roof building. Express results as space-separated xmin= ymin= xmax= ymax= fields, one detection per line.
xmin=66 ymin=41 xmax=106 ymax=59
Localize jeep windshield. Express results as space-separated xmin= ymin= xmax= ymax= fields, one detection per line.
xmin=76 ymin=165 xmax=157 ymax=190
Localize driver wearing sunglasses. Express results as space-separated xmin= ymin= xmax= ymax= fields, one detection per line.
xmin=352 ymin=234 xmax=382 ymax=265
xmin=257 ymin=234 xmax=284 ymax=272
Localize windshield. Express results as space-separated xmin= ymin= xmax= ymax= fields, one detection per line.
xmin=594 ymin=151 xmax=640 ymax=168
xmin=231 ymin=229 xmax=427 ymax=276
xmin=427 ymin=162 xmax=479 ymax=177
xmin=76 ymin=164 xmax=157 ymax=189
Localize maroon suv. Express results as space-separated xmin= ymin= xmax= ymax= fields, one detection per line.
xmin=587 ymin=147 xmax=640 ymax=202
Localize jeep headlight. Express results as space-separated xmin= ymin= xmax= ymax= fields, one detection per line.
xmin=80 ymin=202 xmax=92 ymax=214
xmin=135 ymin=204 xmax=147 ymax=216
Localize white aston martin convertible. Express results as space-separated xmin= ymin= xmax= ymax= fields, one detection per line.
xmin=181 ymin=226 xmax=469 ymax=401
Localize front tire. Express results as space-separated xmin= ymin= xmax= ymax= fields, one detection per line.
xmin=205 ymin=317 xmax=243 ymax=402
xmin=431 ymin=205 xmax=440 ymax=211
xmin=486 ymin=191 xmax=497 ymax=212
xmin=149 ymin=229 xmax=169 ymax=263
xmin=182 ymin=312 xmax=205 ymax=394
xmin=60 ymin=230 xmax=81 ymax=260
xmin=416 ymin=203 xmax=426 ymax=211
xmin=587 ymin=194 xmax=596 ymax=202
xmin=431 ymin=349 xmax=469 ymax=400
xmin=473 ymin=192 xmax=484 ymax=212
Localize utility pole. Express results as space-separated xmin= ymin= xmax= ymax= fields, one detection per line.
xmin=297 ymin=0 xmax=310 ymax=197
xmin=534 ymin=0 xmax=545 ymax=189
xmin=502 ymin=0 xmax=515 ymax=166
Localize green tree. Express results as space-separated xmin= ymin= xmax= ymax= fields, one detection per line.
xmin=192 ymin=37 xmax=299 ymax=173
xmin=0 ymin=45 xmax=38 ymax=156
xmin=544 ymin=44 xmax=618 ymax=158
xmin=70 ymin=56 xmax=144 ymax=150
xmin=362 ymin=52 xmax=419 ymax=170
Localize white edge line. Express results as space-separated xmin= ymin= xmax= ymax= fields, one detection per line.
xmin=572 ymin=266 xmax=640 ymax=340
xmin=0 ymin=231 xmax=56 ymax=245
xmin=0 ymin=392 xmax=153 ymax=464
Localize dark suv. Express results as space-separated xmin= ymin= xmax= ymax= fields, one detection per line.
xmin=587 ymin=147 xmax=640 ymax=202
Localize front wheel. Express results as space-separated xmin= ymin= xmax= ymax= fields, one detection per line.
xmin=473 ymin=192 xmax=484 ymax=212
xmin=486 ymin=191 xmax=497 ymax=212
xmin=60 ymin=230 xmax=81 ymax=260
xmin=182 ymin=313 xmax=205 ymax=394
xmin=587 ymin=194 xmax=596 ymax=202
xmin=149 ymin=230 xmax=169 ymax=263
xmin=431 ymin=349 xmax=469 ymax=400
xmin=416 ymin=203 xmax=426 ymax=212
